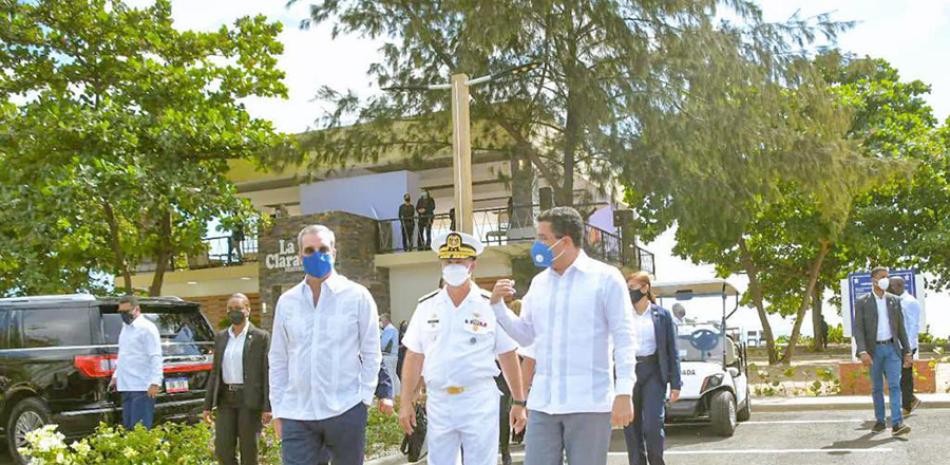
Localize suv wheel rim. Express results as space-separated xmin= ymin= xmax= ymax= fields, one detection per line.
xmin=15 ymin=411 xmax=45 ymax=449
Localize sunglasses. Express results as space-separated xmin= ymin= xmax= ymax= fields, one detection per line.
xmin=226 ymin=307 xmax=246 ymax=312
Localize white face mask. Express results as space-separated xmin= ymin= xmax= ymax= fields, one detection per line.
xmin=876 ymin=277 xmax=891 ymax=292
xmin=442 ymin=264 xmax=471 ymax=287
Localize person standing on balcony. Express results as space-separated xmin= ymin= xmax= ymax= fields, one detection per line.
xmin=109 ymin=295 xmax=163 ymax=430
xmin=416 ymin=190 xmax=436 ymax=249
xmin=228 ymin=222 xmax=246 ymax=264
xmin=380 ymin=313 xmax=401 ymax=396
xmin=489 ymin=207 xmax=638 ymax=465
xmin=203 ymin=293 xmax=271 ymax=465
xmin=399 ymin=231 xmax=527 ymax=465
xmin=269 ymin=225 xmax=382 ymax=465
xmin=399 ymin=194 xmax=416 ymax=251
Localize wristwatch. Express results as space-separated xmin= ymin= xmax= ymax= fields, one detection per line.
xmin=512 ymin=399 xmax=527 ymax=407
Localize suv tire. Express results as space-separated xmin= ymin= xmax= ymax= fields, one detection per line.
xmin=6 ymin=397 xmax=51 ymax=465
xmin=710 ymin=390 xmax=737 ymax=437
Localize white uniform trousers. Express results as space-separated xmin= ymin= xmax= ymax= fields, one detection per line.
xmin=426 ymin=382 xmax=500 ymax=465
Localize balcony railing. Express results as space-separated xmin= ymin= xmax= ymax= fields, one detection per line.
xmin=376 ymin=205 xmax=655 ymax=273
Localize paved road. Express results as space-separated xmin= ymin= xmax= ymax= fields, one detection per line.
xmin=505 ymin=408 xmax=946 ymax=465
xmin=2 ymin=408 xmax=945 ymax=464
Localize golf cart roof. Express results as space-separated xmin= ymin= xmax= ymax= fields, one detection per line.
xmin=652 ymin=279 xmax=740 ymax=299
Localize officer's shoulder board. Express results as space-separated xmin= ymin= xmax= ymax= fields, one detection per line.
xmin=418 ymin=289 xmax=441 ymax=304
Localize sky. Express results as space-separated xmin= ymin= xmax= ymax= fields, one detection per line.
xmin=128 ymin=0 xmax=950 ymax=337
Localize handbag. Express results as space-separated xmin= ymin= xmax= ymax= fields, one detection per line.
xmin=400 ymin=403 xmax=427 ymax=462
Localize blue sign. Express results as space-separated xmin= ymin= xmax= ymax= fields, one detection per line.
xmin=847 ymin=269 xmax=917 ymax=332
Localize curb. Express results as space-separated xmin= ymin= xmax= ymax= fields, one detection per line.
xmin=752 ymin=397 xmax=950 ymax=413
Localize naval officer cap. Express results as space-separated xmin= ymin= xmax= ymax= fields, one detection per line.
xmin=432 ymin=231 xmax=485 ymax=259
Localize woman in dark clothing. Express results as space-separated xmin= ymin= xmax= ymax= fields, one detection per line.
xmin=623 ymin=271 xmax=682 ymax=465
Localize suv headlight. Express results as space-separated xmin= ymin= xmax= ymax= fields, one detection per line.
xmin=701 ymin=373 xmax=724 ymax=393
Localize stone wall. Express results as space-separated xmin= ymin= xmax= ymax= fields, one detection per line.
xmin=258 ymin=211 xmax=390 ymax=330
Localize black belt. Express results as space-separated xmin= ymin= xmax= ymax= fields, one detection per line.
xmin=636 ymin=354 xmax=658 ymax=363
xmin=224 ymin=384 xmax=244 ymax=392
xmin=876 ymin=339 xmax=893 ymax=345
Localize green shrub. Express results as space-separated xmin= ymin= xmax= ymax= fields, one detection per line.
xmin=22 ymin=407 xmax=403 ymax=465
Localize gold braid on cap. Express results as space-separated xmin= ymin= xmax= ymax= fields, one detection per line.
xmin=438 ymin=233 xmax=476 ymax=259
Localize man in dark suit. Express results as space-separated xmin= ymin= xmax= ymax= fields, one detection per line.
xmin=416 ymin=190 xmax=436 ymax=249
xmin=398 ymin=194 xmax=416 ymax=251
xmin=204 ymin=293 xmax=271 ymax=465
xmin=852 ymin=266 xmax=912 ymax=437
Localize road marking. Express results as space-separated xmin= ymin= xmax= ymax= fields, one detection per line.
xmin=511 ymin=448 xmax=893 ymax=458
xmin=741 ymin=419 xmax=866 ymax=425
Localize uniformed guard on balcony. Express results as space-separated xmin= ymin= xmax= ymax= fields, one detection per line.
xmin=399 ymin=231 xmax=527 ymax=465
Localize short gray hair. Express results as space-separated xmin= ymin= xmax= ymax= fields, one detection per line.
xmin=229 ymin=293 xmax=251 ymax=308
xmin=297 ymin=224 xmax=336 ymax=251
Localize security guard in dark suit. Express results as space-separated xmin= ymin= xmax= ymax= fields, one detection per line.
xmin=204 ymin=293 xmax=271 ymax=465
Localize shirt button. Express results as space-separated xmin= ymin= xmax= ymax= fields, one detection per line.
xmin=470 ymin=337 xmax=477 ymax=345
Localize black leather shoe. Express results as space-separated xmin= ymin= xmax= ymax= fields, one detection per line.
xmin=502 ymin=451 xmax=513 ymax=465
xmin=871 ymin=421 xmax=886 ymax=432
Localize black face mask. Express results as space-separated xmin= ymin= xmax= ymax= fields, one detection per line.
xmin=228 ymin=310 xmax=247 ymax=326
xmin=630 ymin=288 xmax=647 ymax=304
xmin=121 ymin=312 xmax=136 ymax=325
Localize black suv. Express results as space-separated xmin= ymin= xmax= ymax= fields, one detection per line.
xmin=0 ymin=295 xmax=215 ymax=463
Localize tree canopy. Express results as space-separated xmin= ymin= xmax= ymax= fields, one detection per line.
xmin=0 ymin=0 xmax=292 ymax=296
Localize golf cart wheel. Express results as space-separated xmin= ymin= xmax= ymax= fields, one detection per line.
xmin=737 ymin=387 xmax=752 ymax=422
xmin=710 ymin=390 xmax=737 ymax=437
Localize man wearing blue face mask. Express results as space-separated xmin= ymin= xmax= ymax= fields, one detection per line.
xmin=490 ymin=207 xmax=638 ymax=465
xmin=268 ymin=224 xmax=383 ymax=465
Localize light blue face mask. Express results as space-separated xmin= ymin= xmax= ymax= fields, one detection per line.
xmin=303 ymin=251 xmax=334 ymax=279
xmin=530 ymin=238 xmax=564 ymax=268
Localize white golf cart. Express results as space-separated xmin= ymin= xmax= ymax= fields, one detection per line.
xmin=654 ymin=279 xmax=751 ymax=436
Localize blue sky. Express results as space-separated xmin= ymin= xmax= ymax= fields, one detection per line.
xmin=128 ymin=0 xmax=950 ymax=337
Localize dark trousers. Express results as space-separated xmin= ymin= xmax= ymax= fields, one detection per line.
xmin=121 ymin=391 xmax=155 ymax=430
xmin=215 ymin=389 xmax=262 ymax=465
xmin=623 ymin=360 xmax=666 ymax=465
xmin=499 ymin=390 xmax=511 ymax=456
xmin=901 ymin=349 xmax=918 ymax=410
xmin=399 ymin=220 xmax=414 ymax=251
xmin=281 ymin=403 xmax=368 ymax=465
xmin=417 ymin=219 xmax=432 ymax=248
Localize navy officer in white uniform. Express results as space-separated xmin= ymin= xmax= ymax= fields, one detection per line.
xmin=399 ymin=231 xmax=527 ymax=465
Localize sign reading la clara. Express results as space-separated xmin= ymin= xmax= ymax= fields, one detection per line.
xmin=265 ymin=239 xmax=303 ymax=272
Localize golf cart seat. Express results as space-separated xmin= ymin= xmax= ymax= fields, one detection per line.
xmin=724 ymin=336 xmax=738 ymax=367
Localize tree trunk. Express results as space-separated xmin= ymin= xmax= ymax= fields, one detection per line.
xmin=738 ymin=238 xmax=779 ymax=365
xmin=811 ymin=282 xmax=825 ymax=352
xmin=102 ymin=200 xmax=132 ymax=294
xmin=149 ymin=210 xmax=173 ymax=296
xmin=782 ymin=241 xmax=832 ymax=364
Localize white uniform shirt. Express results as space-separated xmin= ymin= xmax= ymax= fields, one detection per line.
xmin=222 ymin=324 xmax=249 ymax=385
xmin=403 ymin=285 xmax=518 ymax=391
xmin=493 ymin=251 xmax=638 ymax=414
xmin=633 ymin=309 xmax=657 ymax=357
xmin=899 ymin=292 xmax=921 ymax=351
xmin=875 ymin=294 xmax=893 ymax=341
xmin=268 ymin=274 xmax=382 ymax=421
xmin=114 ymin=316 xmax=163 ymax=392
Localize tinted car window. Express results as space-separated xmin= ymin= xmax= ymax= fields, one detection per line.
xmin=20 ymin=308 xmax=92 ymax=348
xmin=102 ymin=306 xmax=213 ymax=355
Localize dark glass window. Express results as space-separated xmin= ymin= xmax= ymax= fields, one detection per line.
xmin=20 ymin=308 xmax=92 ymax=348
